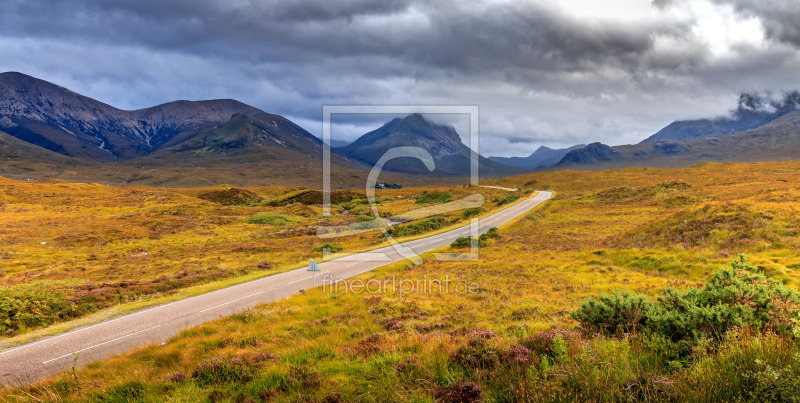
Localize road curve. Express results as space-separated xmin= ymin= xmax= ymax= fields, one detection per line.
xmin=0 ymin=191 xmax=552 ymax=387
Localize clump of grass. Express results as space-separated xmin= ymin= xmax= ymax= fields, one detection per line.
xmin=247 ymin=212 xmax=292 ymax=225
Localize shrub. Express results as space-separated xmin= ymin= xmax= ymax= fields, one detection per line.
xmin=571 ymin=290 xmax=653 ymax=335
xmin=479 ymin=227 xmax=501 ymax=241
xmin=572 ymin=256 xmax=800 ymax=351
xmin=497 ymin=194 xmax=520 ymax=205
xmin=313 ymin=243 xmax=343 ymax=253
xmin=648 ymin=256 xmax=800 ymax=343
xmin=451 ymin=237 xmax=486 ymax=249
xmin=415 ymin=190 xmax=452 ymax=204
xmin=247 ymin=212 xmax=292 ymax=225
xmin=462 ymin=207 xmax=483 ymax=220
xmin=387 ymin=216 xmax=449 ymax=237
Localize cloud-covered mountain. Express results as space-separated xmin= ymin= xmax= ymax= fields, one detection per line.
xmin=535 ymin=96 xmax=800 ymax=172
xmin=338 ymin=114 xmax=520 ymax=177
xmin=642 ymin=92 xmax=800 ymax=143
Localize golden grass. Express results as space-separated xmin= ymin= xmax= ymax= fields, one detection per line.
xmin=4 ymin=161 xmax=800 ymax=401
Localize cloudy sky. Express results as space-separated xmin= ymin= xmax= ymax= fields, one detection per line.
xmin=2 ymin=0 xmax=799 ymax=157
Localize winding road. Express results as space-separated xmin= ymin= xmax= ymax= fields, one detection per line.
xmin=0 ymin=191 xmax=551 ymax=387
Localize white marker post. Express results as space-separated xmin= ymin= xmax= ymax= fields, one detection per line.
xmin=308 ymin=259 xmax=320 ymax=286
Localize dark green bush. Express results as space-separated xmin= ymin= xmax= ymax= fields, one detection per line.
xmin=462 ymin=207 xmax=483 ymax=220
xmin=571 ymin=290 xmax=653 ymax=335
xmin=313 ymin=243 xmax=343 ymax=253
xmin=451 ymin=237 xmax=486 ymax=249
xmin=387 ymin=216 xmax=448 ymax=237
xmin=479 ymin=227 xmax=501 ymax=241
xmin=497 ymin=194 xmax=520 ymax=206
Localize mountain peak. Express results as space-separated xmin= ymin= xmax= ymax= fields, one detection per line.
xmin=339 ymin=114 xmax=517 ymax=176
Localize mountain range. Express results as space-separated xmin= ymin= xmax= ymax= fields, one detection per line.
xmin=3 ymin=71 xmax=800 ymax=186
xmin=0 ymin=72 xmax=520 ymax=186
xmin=488 ymin=144 xmax=586 ymax=169
xmin=537 ymin=91 xmax=800 ymax=171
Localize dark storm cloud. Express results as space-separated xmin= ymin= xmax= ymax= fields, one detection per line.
xmin=0 ymin=0 xmax=684 ymax=76
xmin=1 ymin=0 xmax=799 ymax=157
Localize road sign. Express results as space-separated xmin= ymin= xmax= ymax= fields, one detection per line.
xmin=308 ymin=259 xmax=320 ymax=271
xmin=308 ymin=259 xmax=320 ymax=286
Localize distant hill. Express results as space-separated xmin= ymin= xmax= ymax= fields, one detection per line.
xmin=338 ymin=114 xmax=520 ymax=177
xmin=489 ymin=144 xmax=585 ymax=168
xmin=642 ymin=92 xmax=800 ymax=143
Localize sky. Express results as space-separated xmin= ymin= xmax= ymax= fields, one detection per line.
xmin=1 ymin=0 xmax=799 ymax=157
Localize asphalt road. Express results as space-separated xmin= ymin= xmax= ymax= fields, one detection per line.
xmin=0 ymin=191 xmax=552 ymax=387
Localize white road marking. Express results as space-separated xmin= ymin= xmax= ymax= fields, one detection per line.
xmin=42 ymin=324 xmax=162 ymax=364
xmin=197 ymin=291 xmax=265 ymax=313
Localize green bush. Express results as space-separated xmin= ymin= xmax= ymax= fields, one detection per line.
xmin=648 ymin=256 xmax=800 ymax=343
xmin=497 ymin=194 xmax=520 ymax=206
xmin=451 ymin=237 xmax=486 ymax=249
xmin=387 ymin=216 xmax=449 ymax=237
xmin=571 ymin=290 xmax=653 ymax=335
xmin=415 ymin=190 xmax=452 ymax=204
xmin=247 ymin=212 xmax=292 ymax=225
xmin=462 ymin=207 xmax=483 ymax=220
xmin=479 ymin=227 xmax=501 ymax=241
xmin=572 ymin=256 xmax=800 ymax=350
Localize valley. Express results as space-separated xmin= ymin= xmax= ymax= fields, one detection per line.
xmin=3 ymin=161 xmax=800 ymax=401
